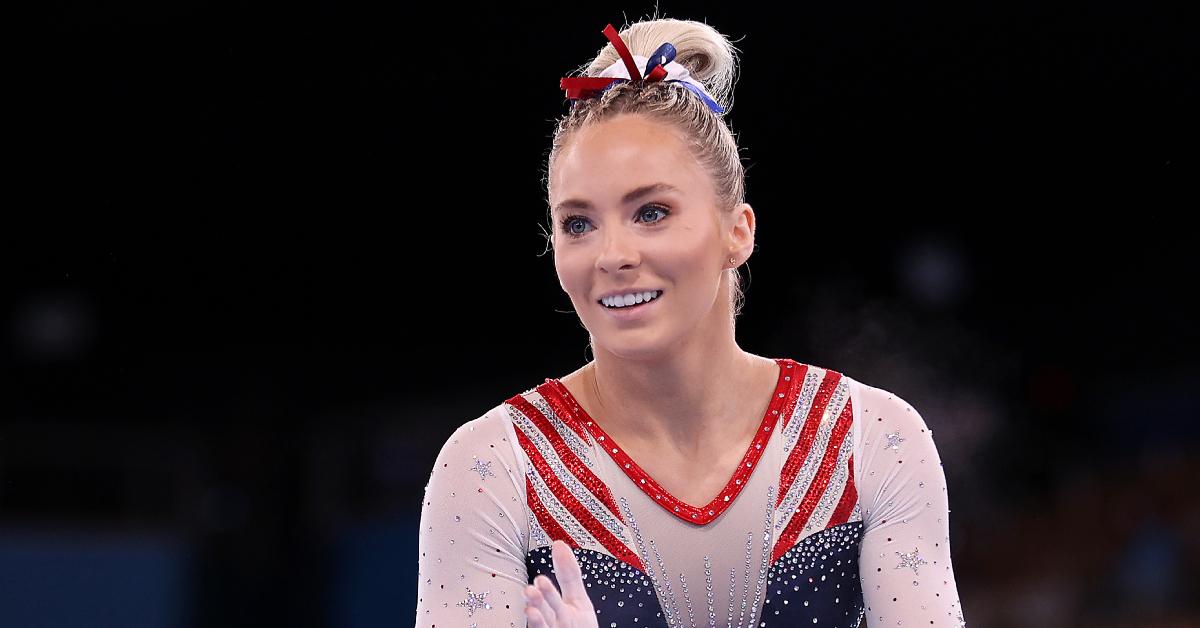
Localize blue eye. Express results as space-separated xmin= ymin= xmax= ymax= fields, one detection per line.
xmin=558 ymin=205 xmax=671 ymax=239
xmin=563 ymin=216 xmax=588 ymax=236
xmin=639 ymin=205 xmax=669 ymax=223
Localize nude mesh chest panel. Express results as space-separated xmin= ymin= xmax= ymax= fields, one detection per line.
xmin=511 ymin=360 xmax=866 ymax=627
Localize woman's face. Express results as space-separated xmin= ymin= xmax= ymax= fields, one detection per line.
xmin=549 ymin=113 xmax=751 ymax=360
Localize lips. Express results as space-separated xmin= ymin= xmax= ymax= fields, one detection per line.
xmin=598 ymin=290 xmax=663 ymax=321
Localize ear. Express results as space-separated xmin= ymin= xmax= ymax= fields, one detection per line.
xmin=725 ymin=203 xmax=756 ymax=267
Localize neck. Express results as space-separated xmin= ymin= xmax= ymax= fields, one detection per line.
xmin=584 ymin=335 xmax=775 ymax=459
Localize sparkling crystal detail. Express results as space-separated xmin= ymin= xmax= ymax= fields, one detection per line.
xmin=470 ymin=459 xmax=496 ymax=480
xmin=456 ymin=588 xmax=492 ymax=617
xmin=894 ymin=549 xmax=928 ymax=574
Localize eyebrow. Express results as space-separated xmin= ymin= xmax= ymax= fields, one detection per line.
xmin=552 ymin=183 xmax=681 ymax=216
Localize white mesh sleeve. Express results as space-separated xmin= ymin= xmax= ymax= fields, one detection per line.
xmin=416 ymin=405 xmax=530 ymax=627
xmin=853 ymin=382 xmax=966 ymax=627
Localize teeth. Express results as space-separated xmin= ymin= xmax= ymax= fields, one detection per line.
xmin=602 ymin=290 xmax=661 ymax=308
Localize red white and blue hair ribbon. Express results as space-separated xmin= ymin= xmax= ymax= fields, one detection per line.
xmin=559 ymin=23 xmax=726 ymax=114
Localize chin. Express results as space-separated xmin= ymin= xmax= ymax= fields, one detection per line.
xmin=606 ymin=344 xmax=662 ymax=361
xmin=591 ymin=331 xmax=676 ymax=362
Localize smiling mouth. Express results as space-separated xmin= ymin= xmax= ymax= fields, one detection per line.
xmin=598 ymin=290 xmax=664 ymax=309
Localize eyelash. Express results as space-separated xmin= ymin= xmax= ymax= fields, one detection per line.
xmin=558 ymin=205 xmax=672 ymax=239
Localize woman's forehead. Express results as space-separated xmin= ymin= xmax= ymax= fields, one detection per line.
xmin=569 ymin=114 xmax=690 ymax=160
xmin=551 ymin=122 xmax=704 ymax=202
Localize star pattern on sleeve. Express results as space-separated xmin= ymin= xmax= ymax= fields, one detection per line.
xmin=884 ymin=430 xmax=905 ymax=451
xmin=894 ymin=548 xmax=928 ymax=574
xmin=456 ymin=587 xmax=492 ymax=617
xmin=469 ymin=457 xmax=495 ymax=480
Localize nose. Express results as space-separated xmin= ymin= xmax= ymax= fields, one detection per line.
xmin=596 ymin=226 xmax=640 ymax=273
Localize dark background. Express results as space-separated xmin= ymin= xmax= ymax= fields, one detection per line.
xmin=7 ymin=1 xmax=1197 ymax=627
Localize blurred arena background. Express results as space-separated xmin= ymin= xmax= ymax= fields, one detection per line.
xmin=7 ymin=2 xmax=1196 ymax=627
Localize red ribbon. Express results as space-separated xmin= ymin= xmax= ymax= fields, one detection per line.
xmin=560 ymin=24 xmax=669 ymax=102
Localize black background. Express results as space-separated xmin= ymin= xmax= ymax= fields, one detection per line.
xmin=8 ymin=2 xmax=1197 ymax=627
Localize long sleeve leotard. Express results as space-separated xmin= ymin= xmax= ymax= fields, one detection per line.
xmin=416 ymin=359 xmax=966 ymax=627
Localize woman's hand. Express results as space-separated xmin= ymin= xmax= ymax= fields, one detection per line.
xmin=522 ymin=540 xmax=598 ymax=628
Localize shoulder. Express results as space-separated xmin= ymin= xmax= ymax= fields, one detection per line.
xmin=837 ymin=373 xmax=945 ymax=485
xmin=842 ymin=375 xmax=920 ymax=416
xmin=786 ymin=363 xmax=932 ymax=450
xmin=428 ymin=377 xmax=581 ymax=473
xmin=438 ymin=401 xmax=511 ymax=448
xmin=422 ymin=398 xmax=535 ymax=512
xmin=782 ymin=360 xmax=861 ymax=419
xmin=843 ymin=376 xmax=931 ymax=435
xmin=427 ymin=400 xmax=523 ymax=479
xmin=784 ymin=359 xmax=918 ymax=422
xmin=786 ymin=359 xmax=857 ymax=391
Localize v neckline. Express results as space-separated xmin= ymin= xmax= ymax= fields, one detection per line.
xmin=541 ymin=357 xmax=798 ymax=525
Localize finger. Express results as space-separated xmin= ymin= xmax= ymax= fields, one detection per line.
xmin=526 ymin=604 xmax=546 ymax=628
xmin=525 ymin=583 xmax=557 ymax=626
xmin=551 ymin=539 xmax=591 ymax=606
xmin=535 ymin=574 xmax=569 ymax=619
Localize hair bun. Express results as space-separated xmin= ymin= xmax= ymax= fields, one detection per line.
xmin=579 ymin=18 xmax=741 ymax=114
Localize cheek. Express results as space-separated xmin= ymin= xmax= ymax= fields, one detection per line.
xmin=661 ymin=240 xmax=717 ymax=280
xmin=553 ymin=251 xmax=588 ymax=295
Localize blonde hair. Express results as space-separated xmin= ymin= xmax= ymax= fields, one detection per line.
xmin=544 ymin=17 xmax=749 ymax=320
